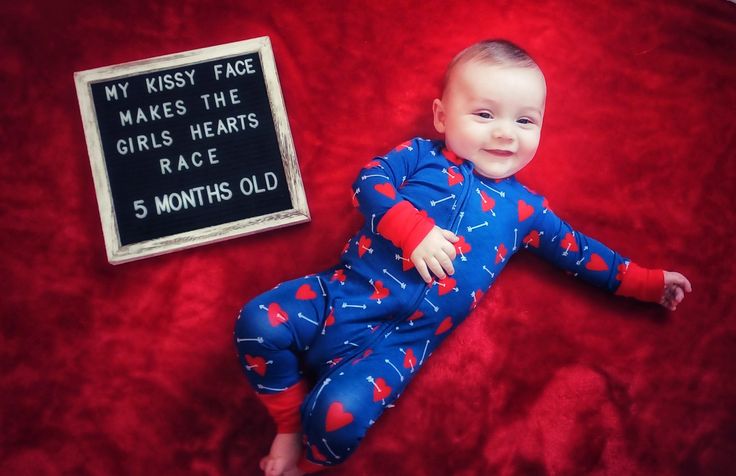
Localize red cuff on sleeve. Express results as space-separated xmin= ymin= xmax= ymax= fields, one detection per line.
xmin=615 ymin=262 xmax=665 ymax=303
xmin=254 ymin=379 xmax=308 ymax=433
xmin=377 ymin=200 xmax=435 ymax=258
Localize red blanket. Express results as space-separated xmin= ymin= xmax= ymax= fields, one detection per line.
xmin=3 ymin=1 xmax=735 ymax=474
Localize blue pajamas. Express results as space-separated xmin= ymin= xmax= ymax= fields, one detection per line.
xmin=234 ymin=137 xmax=631 ymax=467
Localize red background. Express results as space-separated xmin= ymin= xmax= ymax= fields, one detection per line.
xmin=2 ymin=1 xmax=736 ymax=475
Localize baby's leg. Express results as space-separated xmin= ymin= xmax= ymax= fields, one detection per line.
xmin=299 ymin=302 xmax=451 ymax=469
xmin=234 ymin=275 xmax=329 ymax=475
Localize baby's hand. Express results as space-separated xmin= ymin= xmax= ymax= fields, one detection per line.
xmin=410 ymin=226 xmax=459 ymax=283
xmin=660 ymin=271 xmax=692 ymax=311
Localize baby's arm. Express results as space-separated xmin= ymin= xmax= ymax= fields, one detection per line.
xmin=525 ymin=200 xmax=691 ymax=309
xmin=352 ymin=139 xmax=458 ymax=282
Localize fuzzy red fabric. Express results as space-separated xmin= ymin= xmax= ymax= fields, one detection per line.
xmin=2 ymin=1 xmax=736 ymax=475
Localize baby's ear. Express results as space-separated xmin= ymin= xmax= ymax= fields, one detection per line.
xmin=432 ymin=99 xmax=446 ymax=134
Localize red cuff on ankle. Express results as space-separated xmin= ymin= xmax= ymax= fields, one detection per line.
xmin=615 ymin=262 xmax=665 ymax=303
xmin=254 ymin=379 xmax=308 ymax=433
xmin=377 ymin=200 xmax=435 ymax=258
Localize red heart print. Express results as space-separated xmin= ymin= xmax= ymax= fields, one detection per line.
xmin=495 ymin=243 xmax=508 ymax=264
xmin=403 ymin=348 xmax=417 ymax=369
xmin=351 ymin=189 xmax=359 ymax=208
xmin=326 ymin=402 xmax=354 ymax=432
xmin=311 ymin=444 xmax=328 ymax=462
xmin=585 ymin=253 xmax=609 ymax=271
xmin=374 ymin=183 xmax=396 ymax=200
xmin=245 ymin=354 xmax=267 ymax=377
xmin=394 ymin=140 xmax=412 ymax=151
xmin=616 ymin=263 xmax=627 ymax=281
xmin=436 ymin=276 xmax=457 ymax=296
xmin=358 ymin=235 xmax=372 ymax=257
xmin=447 ymin=167 xmax=464 ymax=186
xmin=331 ymin=269 xmax=346 ymax=283
xmin=435 ymin=316 xmax=453 ymax=335
xmin=471 ymin=289 xmax=484 ymax=310
xmin=365 ymin=160 xmax=381 ymax=169
xmin=352 ymin=349 xmax=373 ymax=365
xmin=560 ymin=233 xmax=579 ymax=253
xmin=325 ymin=308 xmax=335 ymax=327
xmin=371 ymin=280 xmax=390 ymax=300
xmin=523 ymin=230 xmax=541 ymax=248
xmin=408 ymin=310 xmax=424 ymax=321
xmin=296 ymin=284 xmax=317 ymax=300
xmin=342 ymin=240 xmax=351 ymax=254
xmin=454 ymin=236 xmax=471 ymax=254
xmin=267 ymin=303 xmax=289 ymax=326
xmin=401 ymin=254 xmax=414 ymax=271
xmin=372 ymin=377 xmax=393 ymax=402
xmin=518 ymin=200 xmax=534 ymax=222
xmin=442 ymin=148 xmax=464 ymax=165
xmin=479 ymin=190 xmax=496 ymax=212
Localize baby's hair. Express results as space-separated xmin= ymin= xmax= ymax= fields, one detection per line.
xmin=442 ymin=39 xmax=540 ymax=94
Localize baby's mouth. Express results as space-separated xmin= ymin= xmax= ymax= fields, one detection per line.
xmin=485 ymin=149 xmax=514 ymax=157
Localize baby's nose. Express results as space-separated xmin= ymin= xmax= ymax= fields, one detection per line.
xmin=491 ymin=122 xmax=514 ymax=141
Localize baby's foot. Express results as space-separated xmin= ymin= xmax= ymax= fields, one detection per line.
xmin=259 ymin=432 xmax=305 ymax=476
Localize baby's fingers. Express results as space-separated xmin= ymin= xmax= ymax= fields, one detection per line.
xmin=415 ymin=259 xmax=432 ymax=284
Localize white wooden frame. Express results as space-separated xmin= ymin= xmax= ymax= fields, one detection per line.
xmin=75 ymin=37 xmax=310 ymax=264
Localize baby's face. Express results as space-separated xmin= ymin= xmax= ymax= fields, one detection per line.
xmin=433 ymin=61 xmax=546 ymax=179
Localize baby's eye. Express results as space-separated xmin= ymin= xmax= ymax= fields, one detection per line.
xmin=517 ymin=117 xmax=533 ymax=125
xmin=475 ymin=111 xmax=493 ymax=119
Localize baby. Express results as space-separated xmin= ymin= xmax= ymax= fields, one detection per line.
xmin=234 ymin=39 xmax=692 ymax=476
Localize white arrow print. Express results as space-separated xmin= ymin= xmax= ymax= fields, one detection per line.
xmin=524 ymin=231 xmax=544 ymax=248
xmin=361 ymin=174 xmax=390 ymax=180
xmin=316 ymin=277 xmax=326 ymax=297
xmin=399 ymin=348 xmax=415 ymax=372
xmin=246 ymin=360 xmax=273 ymax=371
xmin=385 ymin=358 xmax=404 ymax=382
xmin=310 ymin=378 xmax=331 ymax=413
xmin=257 ymin=384 xmax=287 ymax=392
xmin=512 ymin=228 xmax=518 ymax=251
xmin=394 ymin=254 xmax=411 ymax=267
xmin=322 ymin=438 xmax=341 ymax=460
xmin=475 ymin=188 xmax=496 ymax=216
xmin=419 ymin=339 xmax=430 ymax=365
xmin=480 ymin=181 xmax=505 ymax=197
xmin=482 ymin=265 xmax=495 ymax=278
xmin=259 ymin=304 xmax=286 ymax=323
xmin=236 ymin=336 xmax=264 ymax=344
xmin=454 ymin=211 xmax=465 ymax=235
xmin=494 ymin=245 xmax=506 ymax=263
xmin=356 ymin=240 xmax=374 ymax=255
xmin=424 ymin=297 xmax=439 ymax=312
xmin=467 ymin=221 xmax=488 ymax=232
xmin=576 ymin=246 xmax=589 ymax=265
xmin=342 ymin=302 xmax=367 ymax=310
xmin=434 ymin=281 xmax=459 ymax=293
xmin=383 ymin=268 xmax=406 ymax=289
xmin=298 ymin=312 xmax=319 ymax=326
xmin=431 ymin=194 xmax=456 ymax=206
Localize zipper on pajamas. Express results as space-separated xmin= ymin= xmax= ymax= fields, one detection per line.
xmin=303 ymin=280 xmax=429 ymax=416
xmin=447 ymin=162 xmax=473 ymax=233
